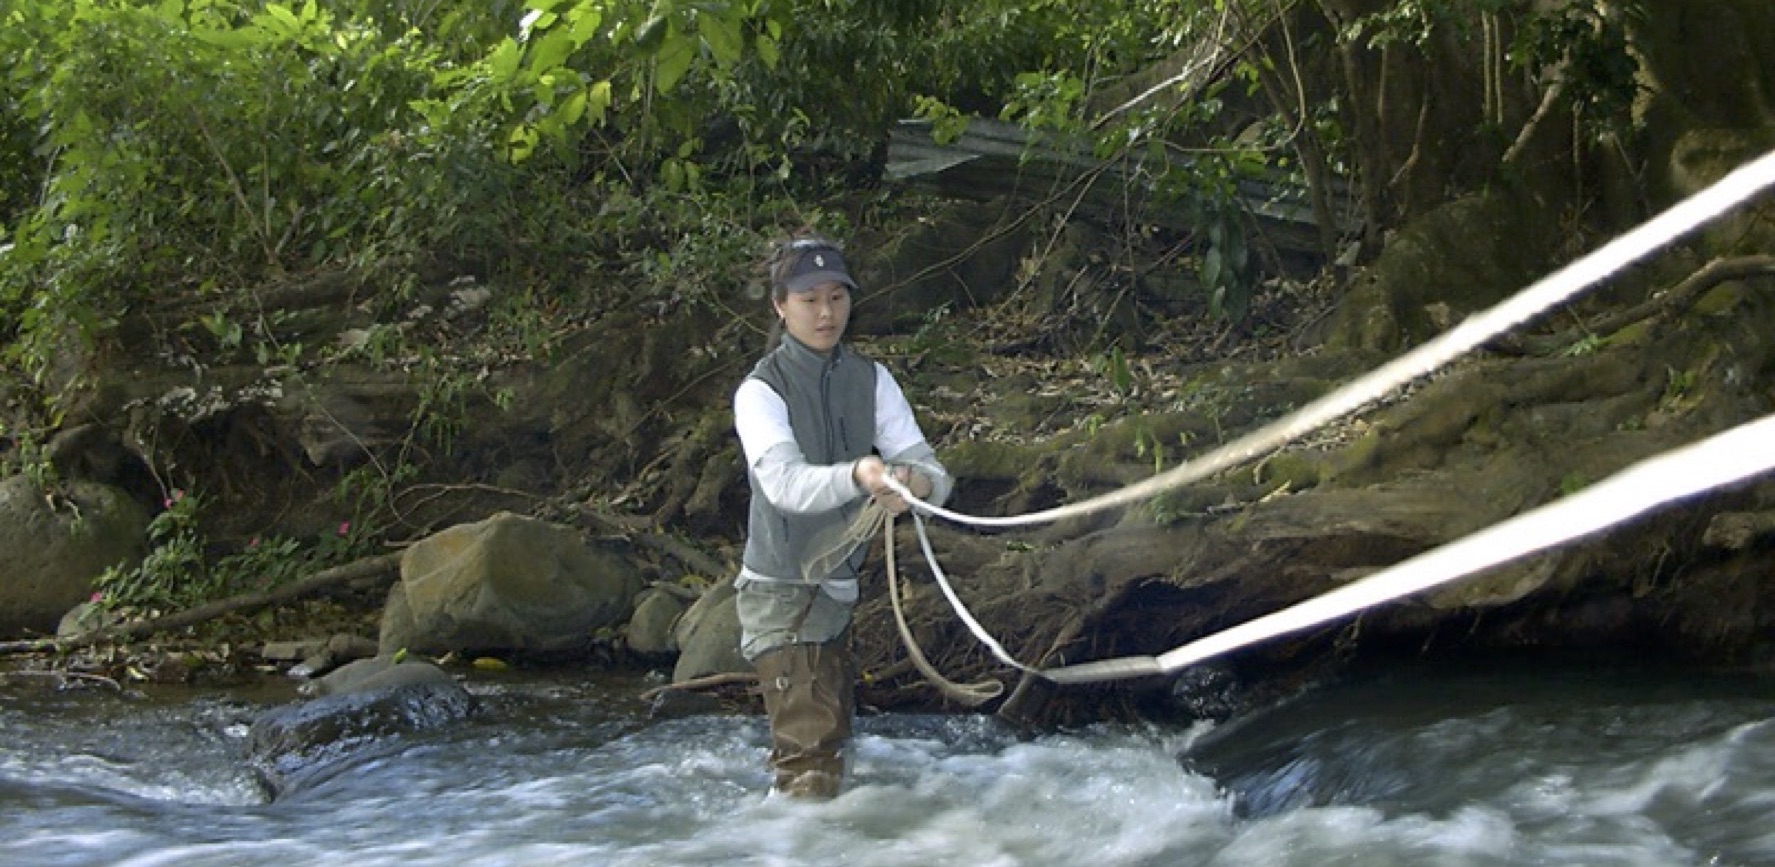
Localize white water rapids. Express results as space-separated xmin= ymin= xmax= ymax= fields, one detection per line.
xmin=4 ymin=659 xmax=1774 ymax=866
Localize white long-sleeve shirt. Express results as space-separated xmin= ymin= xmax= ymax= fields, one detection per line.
xmin=734 ymin=361 xmax=951 ymax=596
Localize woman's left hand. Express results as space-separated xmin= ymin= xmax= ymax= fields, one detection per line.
xmin=854 ymin=458 xmax=926 ymax=515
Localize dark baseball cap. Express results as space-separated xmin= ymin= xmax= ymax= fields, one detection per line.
xmin=781 ymin=243 xmax=858 ymax=293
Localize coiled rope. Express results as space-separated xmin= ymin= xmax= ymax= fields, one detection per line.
xmin=881 ymin=148 xmax=1775 ymax=685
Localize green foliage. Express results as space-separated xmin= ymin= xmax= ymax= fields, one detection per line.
xmin=1133 ymin=422 xmax=1167 ymax=474
xmin=95 ymin=487 xmax=379 ymax=612
xmin=0 ymin=0 xmax=531 ymax=391
xmin=97 ymin=489 xmax=208 ymax=611
xmin=1511 ymin=0 xmax=1644 ymax=140
xmin=1342 ymin=1 xmax=1644 ymax=147
xmin=1562 ymin=333 xmax=1606 ymax=357
xmin=0 ymin=427 xmax=61 ymax=495
xmin=1093 ymin=346 xmax=1136 ymax=398
xmin=0 ymin=0 xmax=1658 ymax=366
xmin=1342 ymin=0 xmax=1510 ymax=48
xmin=0 ymin=0 xmax=1259 ymax=386
xmin=1199 ymin=204 xmax=1254 ymax=322
xmin=911 ymin=96 xmax=969 ymax=146
xmin=0 ymin=0 xmax=1663 ymax=575
xmin=336 ymin=458 xmax=418 ymax=534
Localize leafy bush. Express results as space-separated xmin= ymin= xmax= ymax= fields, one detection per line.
xmin=0 ymin=1 xmax=526 ymax=383
xmin=95 ymin=488 xmax=376 ymax=612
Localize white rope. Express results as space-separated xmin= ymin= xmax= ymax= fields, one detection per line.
xmin=907 ymin=508 xmax=1046 ymax=677
xmin=896 ymin=148 xmax=1775 ymax=531
xmin=883 ymin=509 xmax=1008 ymax=704
xmin=880 ymin=148 xmax=1775 ymax=684
xmin=1038 ymin=412 xmax=1775 ymax=682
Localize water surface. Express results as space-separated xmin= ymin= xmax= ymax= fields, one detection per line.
xmin=4 ymin=659 xmax=1772 ymax=866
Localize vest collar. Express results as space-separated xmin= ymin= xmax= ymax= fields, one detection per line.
xmin=775 ymin=333 xmax=845 ymax=377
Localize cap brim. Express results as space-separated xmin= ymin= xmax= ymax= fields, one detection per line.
xmin=783 ymin=270 xmax=857 ymax=293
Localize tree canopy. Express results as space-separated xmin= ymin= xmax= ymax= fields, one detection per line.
xmin=1 ymin=1 xmax=1670 ymax=386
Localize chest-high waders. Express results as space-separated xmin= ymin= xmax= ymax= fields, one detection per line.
xmin=738 ymin=338 xmax=877 ymax=798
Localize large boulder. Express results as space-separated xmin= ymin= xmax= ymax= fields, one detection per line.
xmin=0 ymin=475 xmax=148 ymax=638
xmin=671 ymin=577 xmax=747 ymax=682
xmin=625 ymin=585 xmax=687 ymax=659
xmin=378 ymin=511 xmax=644 ymax=656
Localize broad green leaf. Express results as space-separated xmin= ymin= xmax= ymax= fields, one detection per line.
xmin=653 ymin=28 xmax=694 ymax=94
xmin=489 ymin=37 xmax=522 ymax=81
xmin=559 ymin=88 xmax=586 ymax=126
xmin=508 ymin=124 xmax=539 ymax=162
xmin=634 ymin=14 xmax=667 ymax=50
xmin=527 ymin=28 xmax=575 ymax=73
xmin=567 ymin=8 xmax=603 ymax=46
xmin=1110 ymin=349 xmax=1131 ymax=394
xmin=263 ymin=3 xmax=300 ymax=37
xmin=702 ymin=10 xmax=745 ymax=68
xmin=1202 ymin=246 xmax=1224 ymax=289
xmin=754 ymin=32 xmax=779 ymax=69
xmin=586 ymin=80 xmax=612 ymax=125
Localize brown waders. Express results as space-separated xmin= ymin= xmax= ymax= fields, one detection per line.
xmin=737 ymin=576 xmax=859 ymax=799
xmin=752 ymin=636 xmax=855 ymax=798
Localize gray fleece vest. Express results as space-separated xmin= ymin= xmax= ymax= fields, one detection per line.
xmin=741 ymin=336 xmax=877 ymax=583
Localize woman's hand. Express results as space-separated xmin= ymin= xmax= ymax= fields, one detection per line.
xmin=852 ymin=456 xmax=930 ymax=515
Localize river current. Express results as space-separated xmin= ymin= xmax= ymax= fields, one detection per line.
xmin=3 ymin=656 xmax=1772 ymax=867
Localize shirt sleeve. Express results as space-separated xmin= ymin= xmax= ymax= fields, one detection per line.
xmin=734 ymin=378 xmax=864 ymax=514
xmin=873 ymin=363 xmax=954 ymax=507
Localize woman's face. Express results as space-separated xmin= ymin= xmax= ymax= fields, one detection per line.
xmin=774 ymin=282 xmax=851 ymax=354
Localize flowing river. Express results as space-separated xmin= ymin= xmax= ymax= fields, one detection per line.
xmin=3 ymin=655 xmax=1773 ymax=867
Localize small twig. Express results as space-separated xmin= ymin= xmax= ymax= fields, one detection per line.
xmin=638 ymin=671 xmax=758 ymax=701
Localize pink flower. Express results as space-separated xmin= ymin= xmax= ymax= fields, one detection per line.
xmin=248 ymin=537 xmax=260 ymax=548
xmin=337 ymin=521 xmax=351 ymax=537
xmin=89 ymin=592 xmax=103 ymax=603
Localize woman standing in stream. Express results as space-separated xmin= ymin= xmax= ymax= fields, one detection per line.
xmin=731 ymin=234 xmax=953 ymax=799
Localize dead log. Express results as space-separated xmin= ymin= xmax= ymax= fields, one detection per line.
xmin=0 ymin=552 xmax=403 ymax=656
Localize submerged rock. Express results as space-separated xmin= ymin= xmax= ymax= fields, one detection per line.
xmin=247 ymin=656 xmax=474 ymax=799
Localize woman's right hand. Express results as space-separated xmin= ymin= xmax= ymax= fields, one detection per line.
xmin=853 ymin=456 xmax=915 ymax=514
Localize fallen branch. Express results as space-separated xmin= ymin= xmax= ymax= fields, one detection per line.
xmin=638 ymin=671 xmax=758 ymax=701
xmin=576 ymin=504 xmax=733 ymax=581
xmin=0 ymin=551 xmax=404 ymax=656
xmin=0 ymin=670 xmax=123 ymax=690
xmin=1497 ymin=255 xmax=1775 ymax=356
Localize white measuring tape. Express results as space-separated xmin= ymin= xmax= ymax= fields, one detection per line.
xmin=883 ymin=148 xmax=1775 ymax=683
